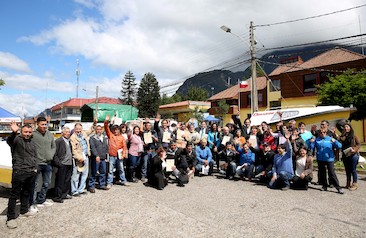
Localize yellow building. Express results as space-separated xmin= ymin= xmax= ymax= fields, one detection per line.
xmin=158 ymin=100 xmax=211 ymax=122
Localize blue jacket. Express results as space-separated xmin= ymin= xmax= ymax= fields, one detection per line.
xmin=207 ymin=131 xmax=221 ymax=149
xmin=196 ymin=145 xmax=213 ymax=164
xmin=309 ymin=136 xmax=342 ymax=162
xmin=236 ymin=145 xmax=255 ymax=166
xmin=272 ymin=141 xmax=293 ymax=177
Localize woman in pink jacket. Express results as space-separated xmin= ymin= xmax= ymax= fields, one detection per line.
xmin=127 ymin=126 xmax=144 ymax=182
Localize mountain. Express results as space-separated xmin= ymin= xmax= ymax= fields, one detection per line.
xmin=175 ymin=44 xmax=364 ymax=96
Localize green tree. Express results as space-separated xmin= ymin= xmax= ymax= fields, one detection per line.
xmin=217 ymin=100 xmax=229 ymax=124
xmin=317 ymin=70 xmax=366 ymax=120
xmin=0 ymin=78 xmax=4 ymax=89
xmin=186 ymin=87 xmax=209 ymax=101
xmin=160 ymin=93 xmax=183 ymax=105
xmin=137 ymin=72 xmax=161 ymax=118
xmin=190 ymin=106 xmax=204 ymax=123
xmin=120 ymin=70 xmax=137 ymax=105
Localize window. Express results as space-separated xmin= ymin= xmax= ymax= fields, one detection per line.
xmin=303 ymin=74 xmax=317 ymax=93
xmin=211 ymin=101 xmax=217 ymax=107
xmin=270 ymin=101 xmax=281 ymax=109
xmin=270 ymin=79 xmax=281 ymax=92
xmin=247 ymin=93 xmax=263 ymax=107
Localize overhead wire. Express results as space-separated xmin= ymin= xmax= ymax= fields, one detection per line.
xmin=255 ymin=4 xmax=366 ymax=27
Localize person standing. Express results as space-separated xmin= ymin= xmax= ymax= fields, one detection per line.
xmin=89 ymin=125 xmax=109 ymax=192
xmin=339 ymin=123 xmax=361 ymax=190
xmin=70 ymin=122 xmax=95 ymax=196
xmin=309 ymin=129 xmax=344 ymax=194
xmin=104 ymin=115 xmax=129 ymax=188
xmin=141 ymin=121 xmax=158 ymax=182
xmin=30 ymin=117 xmax=56 ymax=211
xmin=52 ymin=127 xmax=73 ymax=202
xmin=6 ymin=123 xmax=38 ymax=229
xmin=127 ymin=125 xmax=144 ymax=182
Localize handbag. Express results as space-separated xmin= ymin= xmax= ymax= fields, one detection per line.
xmin=358 ymin=154 xmax=366 ymax=165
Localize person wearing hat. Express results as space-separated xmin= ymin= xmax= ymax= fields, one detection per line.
xmin=70 ymin=121 xmax=95 ymax=196
xmin=249 ymin=141 xmax=275 ymax=182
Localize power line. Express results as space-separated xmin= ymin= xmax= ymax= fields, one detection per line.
xmin=255 ymin=4 xmax=366 ymax=27
xmin=262 ymin=33 xmax=366 ymax=51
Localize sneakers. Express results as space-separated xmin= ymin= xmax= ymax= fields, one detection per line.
xmin=29 ymin=205 xmax=39 ymax=213
xmin=37 ymin=200 xmax=54 ymax=208
xmin=337 ymin=188 xmax=345 ymax=194
xmin=89 ymin=188 xmax=96 ymax=193
xmin=281 ymin=186 xmax=290 ymax=191
xmin=20 ymin=209 xmax=38 ymax=218
xmin=320 ymin=187 xmax=327 ymax=191
xmin=65 ymin=194 xmax=73 ymax=199
xmin=6 ymin=219 xmax=17 ymax=229
xmin=122 ymin=182 xmax=131 ymax=187
xmin=106 ymin=184 xmax=112 ymax=190
xmin=141 ymin=177 xmax=146 ymax=183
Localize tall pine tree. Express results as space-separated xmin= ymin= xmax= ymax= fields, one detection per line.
xmin=137 ymin=73 xmax=161 ymax=118
xmin=121 ymin=70 xmax=137 ymax=105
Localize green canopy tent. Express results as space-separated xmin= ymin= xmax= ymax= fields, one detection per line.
xmin=81 ymin=103 xmax=139 ymax=122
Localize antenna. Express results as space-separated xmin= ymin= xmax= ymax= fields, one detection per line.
xmin=76 ymin=59 xmax=80 ymax=98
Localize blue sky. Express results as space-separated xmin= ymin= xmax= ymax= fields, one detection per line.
xmin=0 ymin=0 xmax=365 ymax=116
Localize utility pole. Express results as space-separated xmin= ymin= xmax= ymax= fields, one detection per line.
xmin=76 ymin=59 xmax=80 ymax=98
xmin=95 ymin=85 xmax=99 ymax=122
xmin=250 ymin=21 xmax=258 ymax=114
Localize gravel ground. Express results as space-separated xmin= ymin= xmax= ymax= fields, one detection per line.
xmin=1 ymin=172 xmax=366 ymax=238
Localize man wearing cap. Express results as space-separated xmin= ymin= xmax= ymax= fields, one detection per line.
xmin=249 ymin=142 xmax=275 ymax=182
xmin=70 ymin=121 xmax=95 ymax=196
xmin=104 ymin=115 xmax=129 ymax=188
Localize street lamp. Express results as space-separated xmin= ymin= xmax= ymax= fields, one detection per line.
xmin=220 ymin=24 xmax=258 ymax=115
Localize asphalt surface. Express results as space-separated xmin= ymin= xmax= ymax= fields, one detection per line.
xmin=1 ymin=172 xmax=366 ymax=238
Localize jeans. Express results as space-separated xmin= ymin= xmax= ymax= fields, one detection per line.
xmin=89 ymin=158 xmax=106 ymax=189
xmin=141 ymin=151 xmax=156 ymax=178
xmin=127 ymin=154 xmax=141 ymax=169
xmin=226 ymin=162 xmax=237 ymax=178
xmin=236 ymin=164 xmax=255 ymax=178
xmin=107 ymin=156 xmax=127 ymax=185
xmin=71 ymin=155 xmax=89 ymax=194
xmin=343 ymin=153 xmax=359 ymax=184
xmin=31 ymin=164 xmax=53 ymax=205
xmin=269 ymin=171 xmax=293 ymax=189
xmin=195 ymin=161 xmax=214 ymax=175
xmin=318 ymin=160 xmax=340 ymax=189
xmin=7 ymin=170 xmax=36 ymax=221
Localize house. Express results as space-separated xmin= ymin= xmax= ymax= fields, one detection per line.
xmin=50 ymin=97 xmax=122 ymax=129
xmin=267 ymin=47 xmax=366 ymax=142
xmin=158 ymin=100 xmax=211 ymax=122
xmin=207 ymin=76 xmax=267 ymax=122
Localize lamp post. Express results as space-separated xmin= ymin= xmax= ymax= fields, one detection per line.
xmin=220 ymin=24 xmax=258 ymax=115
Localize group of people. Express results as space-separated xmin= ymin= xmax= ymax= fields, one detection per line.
xmin=5 ymin=114 xmax=361 ymax=229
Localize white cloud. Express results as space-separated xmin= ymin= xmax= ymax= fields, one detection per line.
xmin=19 ymin=0 xmax=365 ymax=84
xmin=0 ymin=51 xmax=32 ymax=73
xmin=0 ymin=93 xmax=45 ymax=116
xmin=0 ymin=71 xmax=74 ymax=92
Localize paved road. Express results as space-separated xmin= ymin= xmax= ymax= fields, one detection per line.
xmin=1 ymin=172 xmax=366 ymax=237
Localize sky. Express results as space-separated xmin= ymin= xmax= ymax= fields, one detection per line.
xmin=0 ymin=0 xmax=365 ymax=116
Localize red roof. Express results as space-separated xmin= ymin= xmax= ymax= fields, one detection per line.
xmin=208 ymin=76 xmax=267 ymax=101
xmin=51 ymin=97 xmax=122 ymax=111
xmin=269 ymin=47 xmax=366 ymax=76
